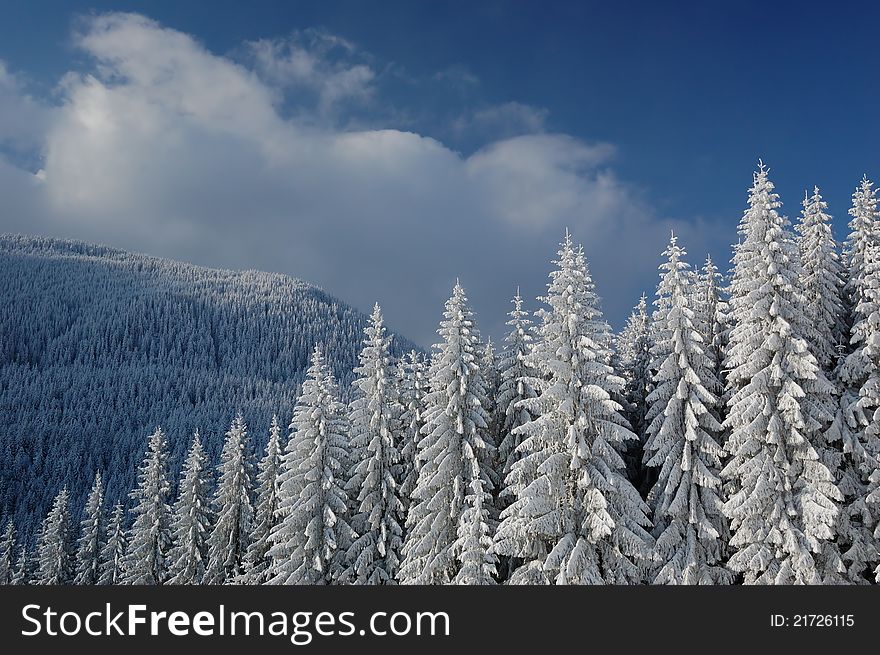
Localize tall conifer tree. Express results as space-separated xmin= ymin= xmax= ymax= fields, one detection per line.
xmin=723 ymin=164 xmax=842 ymax=584
xmin=123 ymin=428 xmax=172 ymax=585
xmin=643 ymin=235 xmax=730 ymax=584
xmin=495 ymin=233 xmax=652 ymax=584
xmin=343 ymin=305 xmax=405 ymax=584
xmin=399 ymin=284 xmax=496 ymax=584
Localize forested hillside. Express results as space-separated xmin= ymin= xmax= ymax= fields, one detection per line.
xmin=0 ymin=235 xmax=418 ymax=540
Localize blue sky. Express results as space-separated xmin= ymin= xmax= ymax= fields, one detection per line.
xmin=0 ymin=1 xmax=877 ymax=345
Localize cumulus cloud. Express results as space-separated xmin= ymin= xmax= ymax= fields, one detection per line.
xmin=0 ymin=12 xmax=727 ymax=346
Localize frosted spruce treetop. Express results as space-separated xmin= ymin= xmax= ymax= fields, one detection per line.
xmin=268 ymin=345 xmax=352 ymax=585
xmin=496 ymin=290 xmax=539 ymax=489
xmin=122 ymin=427 xmax=172 ymax=585
xmin=343 ymin=304 xmax=405 ymax=585
xmin=242 ymin=417 xmax=284 ymax=584
xmin=74 ymin=471 xmax=106 ymax=586
xmin=495 ymin=232 xmax=652 ymax=584
xmin=399 ymin=283 xmax=496 ymax=584
xmin=796 ymin=186 xmax=846 ymax=370
xmin=167 ymin=431 xmax=212 ymax=585
xmin=643 ymin=234 xmax=730 ymax=584
xmin=836 ymin=241 xmax=880 ymax=582
xmin=846 ymin=176 xmax=880 ymax=312
xmin=36 ymin=487 xmax=73 ymax=585
xmin=692 ymin=255 xmax=728 ymax=378
xmin=723 ymin=164 xmax=842 ymax=584
xmin=204 ymin=414 xmax=255 ymax=584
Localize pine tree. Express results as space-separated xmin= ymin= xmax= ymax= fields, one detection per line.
xmin=453 ymin=477 xmax=497 ymax=585
xmin=168 ymin=431 xmax=212 ymax=584
xmin=694 ymin=255 xmax=733 ymax=520
xmin=74 ymin=472 xmax=106 ymax=585
xmin=343 ymin=304 xmax=405 ymax=584
xmin=397 ymin=351 xmax=428 ymax=513
xmin=792 ymin=188 xmax=850 ymax=582
xmin=835 ymin=240 xmax=880 ymax=582
xmin=616 ymin=293 xmax=654 ymax=493
xmin=122 ymin=427 xmax=172 ymax=584
xmin=0 ymin=521 xmax=15 ymax=584
xmin=11 ymin=544 xmax=36 ymax=585
xmin=36 ymin=487 xmax=73 ymax=585
xmin=496 ymin=290 xmax=539 ymax=503
xmin=643 ymin=235 xmax=730 ymax=584
xmin=692 ymin=256 xmax=728 ymax=380
xmin=267 ymin=415 xmax=310 ymax=584
xmin=723 ymin=163 xmax=843 ymax=584
xmin=98 ymin=503 xmax=127 ymax=585
xmin=796 ymin=187 xmax=846 ymax=370
xmin=618 ymin=295 xmax=653 ymax=434
xmin=399 ymin=283 xmax=497 ymax=584
xmin=845 ymin=176 xmax=880 ymax=320
xmin=268 ymin=345 xmax=352 ymax=585
xmin=494 ymin=234 xmax=653 ymax=584
xmin=242 ymin=416 xmax=283 ymax=584
xmin=204 ymin=414 xmax=254 ymax=584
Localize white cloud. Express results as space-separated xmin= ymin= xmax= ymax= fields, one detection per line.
xmin=465 ymin=135 xmax=618 ymax=228
xmin=247 ymin=29 xmax=377 ymax=116
xmin=0 ymin=61 xmax=52 ymax=154
xmin=0 ymin=12 xmax=727 ymax=345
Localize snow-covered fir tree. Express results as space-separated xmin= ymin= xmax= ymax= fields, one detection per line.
xmin=168 ymin=431 xmax=213 ymax=585
xmin=494 ymin=234 xmax=653 ymax=584
xmin=692 ymin=256 xmax=728 ymax=380
xmin=616 ymin=293 xmax=654 ymax=493
xmin=74 ymin=472 xmax=106 ymax=585
xmin=723 ymin=164 xmax=843 ymax=584
xmin=796 ymin=186 xmax=846 ymax=370
xmin=845 ymin=176 xmax=880 ymax=319
xmin=618 ymin=294 xmax=653 ymax=434
xmin=98 ymin=503 xmax=127 ymax=585
xmin=204 ymin=414 xmax=254 ymax=584
xmin=397 ymin=351 xmax=428 ymax=513
xmin=242 ymin=416 xmax=283 ymax=584
xmin=399 ymin=283 xmax=497 ymax=584
xmin=342 ymin=304 xmax=405 ymax=585
xmin=11 ymin=544 xmax=36 ymax=585
xmin=122 ymin=428 xmax=172 ymax=585
xmin=836 ymin=177 xmax=880 ymax=582
xmin=268 ymin=345 xmax=352 ymax=585
xmin=643 ymin=235 xmax=730 ymax=584
xmin=453 ymin=476 xmax=497 ymax=585
xmin=835 ymin=240 xmax=880 ymax=582
xmin=35 ymin=487 xmax=74 ymax=585
xmin=267 ymin=419 xmax=311 ymax=582
xmin=0 ymin=521 xmax=15 ymax=584
xmin=496 ymin=290 xmax=539 ymax=502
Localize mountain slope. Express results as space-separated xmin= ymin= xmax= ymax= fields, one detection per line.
xmin=0 ymin=235 xmax=419 ymax=539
